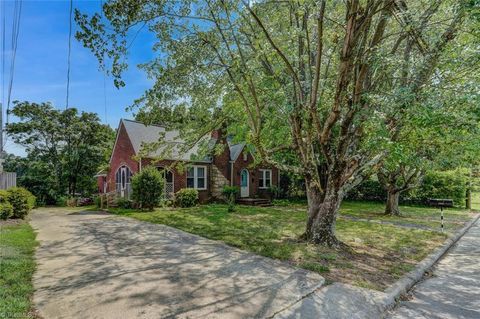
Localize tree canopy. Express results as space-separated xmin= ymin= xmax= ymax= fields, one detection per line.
xmin=6 ymin=101 xmax=115 ymax=204
xmin=76 ymin=0 xmax=480 ymax=246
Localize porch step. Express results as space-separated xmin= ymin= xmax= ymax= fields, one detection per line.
xmin=237 ymin=198 xmax=272 ymax=206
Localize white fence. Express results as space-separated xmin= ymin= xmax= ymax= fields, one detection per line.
xmin=0 ymin=172 xmax=17 ymax=189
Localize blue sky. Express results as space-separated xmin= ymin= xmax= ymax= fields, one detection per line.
xmin=2 ymin=0 xmax=156 ymax=156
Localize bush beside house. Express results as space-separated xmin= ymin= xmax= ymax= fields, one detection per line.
xmin=175 ymin=188 xmax=199 ymax=208
xmin=222 ymin=186 xmax=239 ymax=212
xmin=131 ymin=167 xmax=163 ymax=210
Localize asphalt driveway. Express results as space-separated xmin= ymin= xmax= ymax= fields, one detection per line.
xmin=30 ymin=207 xmax=324 ymax=319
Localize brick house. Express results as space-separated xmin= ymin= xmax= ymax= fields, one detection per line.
xmin=96 ymin=119 xmax=279 ymax=203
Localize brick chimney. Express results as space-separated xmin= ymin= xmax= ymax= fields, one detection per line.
xmin=211 ymin=128 xmax=230 ymax=181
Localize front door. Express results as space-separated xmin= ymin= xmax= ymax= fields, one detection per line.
xmin=240 ymin=169 xmax=249 ymax=198
xmin=120 ymin=166 xmax=128 ymax=197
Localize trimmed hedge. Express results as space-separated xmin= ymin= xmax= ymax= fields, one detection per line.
xmin=6 ymin=187 xmax=36 ymax=219
xmin=175 ymin=188 xmax=199 ymax=208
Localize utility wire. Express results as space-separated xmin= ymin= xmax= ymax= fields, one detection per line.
xmin=4 ymin=0 xmax=23 ymax=153
xmin=6 ymin=0 xmax=22 ymax=124
xmin=1 ymin=0 xmax=6 ymax=154
xmin=1 ymin=0 xmax=5 ymax=108
xmin=65 ymin=0 xmax=73 ymax=109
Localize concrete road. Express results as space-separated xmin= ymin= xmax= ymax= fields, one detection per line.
xmin=30 ymin=207 xmax=324 ymax=319
xmin=388 ymin=219 xmax=480 ymax=319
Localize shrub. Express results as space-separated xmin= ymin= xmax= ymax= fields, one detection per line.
xmin=222 ymin=186 xmax=239 ymax=212
xmin=131 ymin=167 xmax=163 ymax=210
xmin=0 ymin=190 xmax=13 ymax=220
xmin=116 ymin=198 xmax=133 ymax=209
xmin=94 ymin=195 xmax=101 ymax=208
xmin=55 ymin=196 xmax=68 ymax=207
xmin=175 ymin=188 xmax=198 ymax=208
xmin=408 ymin=170 xmax=467 ymax=206
xmin=345 ymin=178 xmax=386 ymax=202
xmin=267 ymin=185 xmax=282 ymax=199
xmin=0 ymin=202 xmax=13 ymax=220
xmin=160 ymin=199 xmax=174 ymax=208
xmin=7 ymin=187 xmax=36 ymax=219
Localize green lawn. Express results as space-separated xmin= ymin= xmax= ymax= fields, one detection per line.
xmin=107 ymin=200 xmax=474 ymax=290
xmin=0 ymin=221 xmax=38 ymax=319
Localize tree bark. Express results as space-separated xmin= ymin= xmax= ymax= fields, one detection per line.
xmin=304 ymin=181 xmax=343 ymax=247
xmin=385 ymin=189 xmax=401 ymax=216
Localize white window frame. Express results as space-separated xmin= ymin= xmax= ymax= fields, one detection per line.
xmin=259 ymin=169 xmax=272 ymax=189
xmin=186 ymin=165 xmax=207 ymax=190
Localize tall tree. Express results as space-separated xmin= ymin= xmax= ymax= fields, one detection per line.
xmin=76 ymin=0 xmax=475 ymax=246
xmin=6 ymin=101 xmax=115 ymax=202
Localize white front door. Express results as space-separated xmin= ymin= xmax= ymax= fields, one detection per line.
xmin=240 ymin=169 xmax=249 ymax=198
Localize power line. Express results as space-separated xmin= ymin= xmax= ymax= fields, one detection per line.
xmin=3 ymin=0 xmax=23 ymax=154
xmin=6 ymin=0 xmax=22 ymax=123
xmin=65 ymin=0 xmax=73 ymax=109
xmin=1 ymin=0 xmax=6 ymax=154
xmin=1 ymin=0 xmax=5 ymax=107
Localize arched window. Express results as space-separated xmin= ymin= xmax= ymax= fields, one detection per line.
xmin=115 ymin=166 xmax=132 ymax=196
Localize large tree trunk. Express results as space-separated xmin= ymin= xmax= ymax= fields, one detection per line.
xmin=385 ymin=189 xmax=401 ymax=216
xmin=304 ymin=182 xmax=343 ymax=247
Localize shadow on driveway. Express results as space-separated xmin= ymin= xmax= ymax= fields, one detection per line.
xmin=31 ymin=208 xmax=324 ymax=319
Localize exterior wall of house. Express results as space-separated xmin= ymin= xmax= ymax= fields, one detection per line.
xmin=105 ymin=122 xmax=279 ymax=203
xmin=106 ymin=122 xmax=139 ymax=193
xmin=232 ymin=150 xmax=279 ymax=199
xmin=140 ymin=158 xmax=211 ymax=203
xmin=210 ymin=130 xmax=231 ymax=199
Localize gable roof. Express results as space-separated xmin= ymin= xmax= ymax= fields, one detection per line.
xmin=122 ymin=119 xmax=166 ymax=155
xmin=120 ymin=119 xmax=210 ymax=162
xmin=115 ymin=119 xmax=246 ymax=163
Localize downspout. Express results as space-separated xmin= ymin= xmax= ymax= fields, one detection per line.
xmin=139 ymin=157 xmax=142 ymax=172
xmin=230 ymin=161 xmax=234 ymax=186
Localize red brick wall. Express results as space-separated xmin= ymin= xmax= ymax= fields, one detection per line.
xmin=140 ymin=158 xmax=211 ymax=203
xmin=232 ymin=149 xmax=278 ymax=198
xmin=107 ymin=122 xmax=139 ymax=192
xmin=107 ymin=123 xmax=278 ymax=202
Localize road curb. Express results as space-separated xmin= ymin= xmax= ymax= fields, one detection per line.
xmin=379 ymin=213 xmax=480 ymax=315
